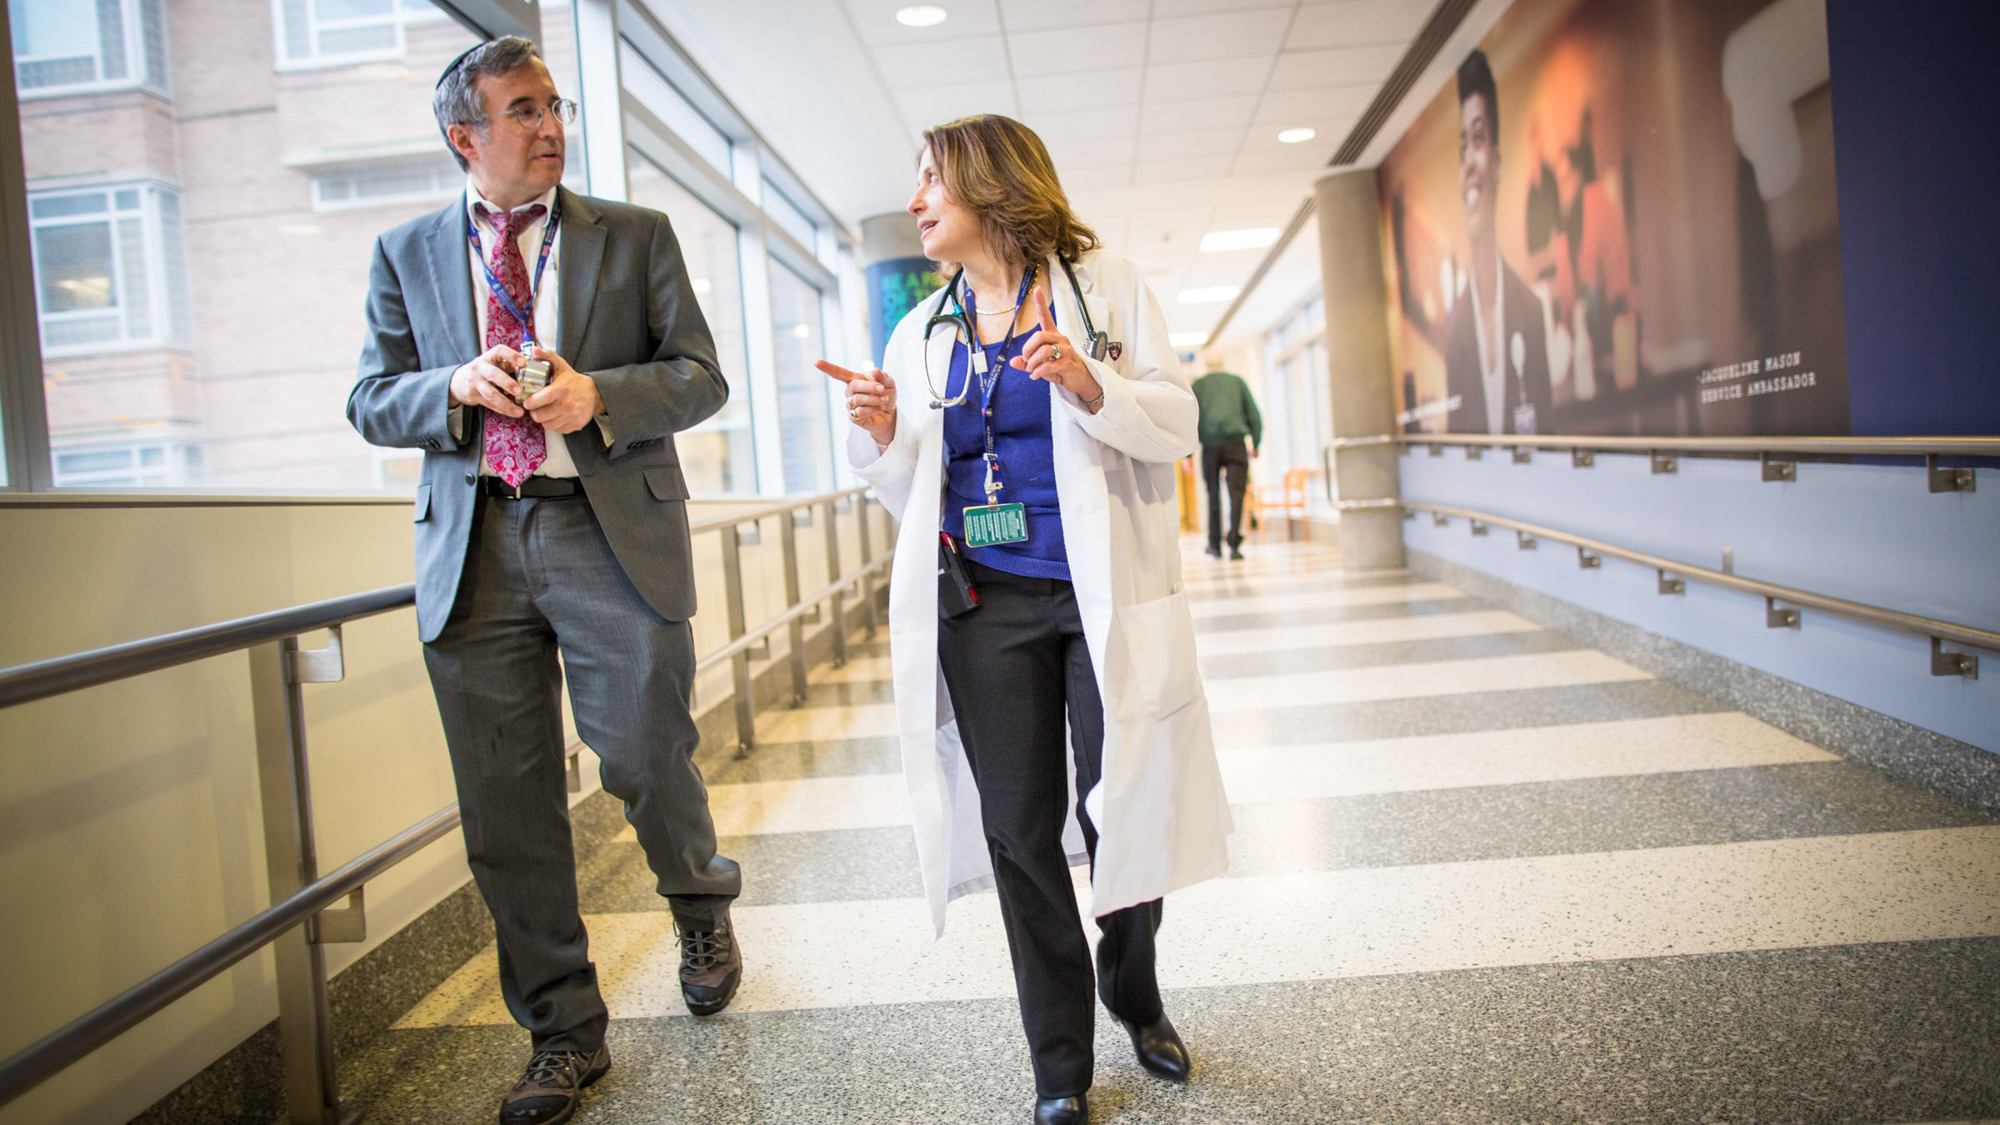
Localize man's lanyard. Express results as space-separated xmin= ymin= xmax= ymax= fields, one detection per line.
xmin=959 ymin=266 xmax=1038 ymax=507
xmin=466 ymin=196 xmax=561 ymax=349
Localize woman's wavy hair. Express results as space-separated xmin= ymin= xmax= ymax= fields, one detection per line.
xmin=921 ymin=114 xmax=1100 ymax=273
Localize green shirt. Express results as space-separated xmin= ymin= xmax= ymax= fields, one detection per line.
xmin=1192 ymin=370 xmax=1262 ymax=450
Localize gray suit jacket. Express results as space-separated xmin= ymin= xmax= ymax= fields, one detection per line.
xmin=348 ymin=187 xmax=727 ymax=641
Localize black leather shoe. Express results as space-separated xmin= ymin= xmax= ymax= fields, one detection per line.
xmin=499 ymin=1045 xmax=609 ymax=1125
xmin=1228 ymin=545 xmax=1245 ymax=561
xmin=677 ymin=910 xmax=742 ymax=1016
xmin=1123 ymin=1014 xmax=1190 ymax=1081
xmin=1034 ymin=1094 xmax=1087 ymax=1124
xmin=1204 ymin=544 xmax=1222 ymax=558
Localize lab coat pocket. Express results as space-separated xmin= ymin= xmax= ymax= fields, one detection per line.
xmin=412 ymin=483 xmax=431 ymax=522
xmin=1116 ymin=588 xmax=1200 ymax=719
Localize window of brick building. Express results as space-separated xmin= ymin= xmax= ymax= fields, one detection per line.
xmin=272 ymin=0 xmax=444 ymax=68
xmin=30 ymin=184 xmax=189 ymax=353
xmin=10 ymin=0 xmax=167 ymax=95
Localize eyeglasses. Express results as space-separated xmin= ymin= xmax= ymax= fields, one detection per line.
xmin=483 ymin=99 xmax=578 ymax=132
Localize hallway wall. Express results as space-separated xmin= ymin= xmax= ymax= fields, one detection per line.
xmin=1397 ymin=450 xmax=1997 ymax=754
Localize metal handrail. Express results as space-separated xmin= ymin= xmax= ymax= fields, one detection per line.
xmin=1332 ymin=433 xmax=2000 ymax=457
xmin=694 ymin=547 xmax=893 ymax=674
xmin=0 ymin=806 xmax=460 ymax=1103
xmin=0 ymin=585 xmax=415 ymax=710
xmin=1401 ymin=499 xmax=1995 ymax=676
xmin=0 ymin=486 xmax=892 ymax=1118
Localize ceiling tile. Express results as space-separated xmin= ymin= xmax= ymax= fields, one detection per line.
xmin=1147 ymin=8 xmax=1295 ymax=64
xmin=1266 ymin=42 xmax=1406 ymax=89
xmin=1230 ymin=142 xmax=1337 ymax=176
xmin=1252 ymin=85 xmax=1375 ymax=123
xmin=1132 ymin=155 xmax=1234 ymax=184
xmin=1286 ymin=0 xmax=1431 ymax=51
xmin=1149 ymin=0 xmax=1293 ymax=16
xmin=872 ymin=36 xmax=1012 ymax=86
xmin=1015 ymin=66 xmax=1142 ymax=113
xmin=1141 ymin=56 xmax=1270 ymax=101
xmin=1237 ymin=116 xmax=1354 ymax=158
xmin=998 ymin=0 xmax=1151 ymax=31
xmin=1044 ymin=133 xmax=1136 ymax=169
xmin=1135 ymin=127 xmax=1244 ymax=160
xmin=840 ymin=0 xmax=1004 ymax=46
xmin=894 ymin=78 xmax=1022 ymax=125
xmin=1061 ymin=164 xmax=1135 ymax=191
xmin=1008 ymin=21 xmax=1146 ymax=76
xmin=1139 ymin=94 xmax=1257 ymax=134
xmin=1025 ymin=103 xmax=1139 ymax=143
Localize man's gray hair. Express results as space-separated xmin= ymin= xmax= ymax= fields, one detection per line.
xmin=434 ymin=36 xmax=543 ymax=171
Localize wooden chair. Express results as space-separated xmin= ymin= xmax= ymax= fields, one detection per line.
xmin=1245 ymin=466 xmax=1311 ymax=540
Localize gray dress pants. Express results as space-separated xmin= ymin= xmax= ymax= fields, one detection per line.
xmin=423 ymin=491 xmax=739 ymax=1053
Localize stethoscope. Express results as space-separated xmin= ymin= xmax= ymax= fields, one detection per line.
xmin=921 ymin=258 xmax=1112 ymax=409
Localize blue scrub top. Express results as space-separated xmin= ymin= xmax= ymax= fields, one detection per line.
xmin=940 ymin=330 xmax=1070 ymax=581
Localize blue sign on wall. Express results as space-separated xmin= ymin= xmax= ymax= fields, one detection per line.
xmin=865 ymin=257 xmax=941 ymax=368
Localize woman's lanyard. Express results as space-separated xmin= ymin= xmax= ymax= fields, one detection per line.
xmin=960 ymin=266 xmax=1038 ymax=507
xmin=465 ymin=197 xmax=561 ymax=350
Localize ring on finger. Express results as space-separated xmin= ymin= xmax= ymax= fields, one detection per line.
xmin=1050 ymin=344 xmax=1063 ymax=361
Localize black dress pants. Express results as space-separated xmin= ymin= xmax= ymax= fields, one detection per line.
xmin=937 ymin=559 xmax=1166 ymax=1099
xmin=1202 ymin=438 xmax=1250 ymax=550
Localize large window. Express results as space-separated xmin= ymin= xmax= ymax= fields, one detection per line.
xmin=15 ymin=0 xmax=482 ymax=490
xmin=30 ymin=185 xmax=189 ymax=353
xmin=619 ymin=39 xmax=731 ymax=175
xmin=628 ymin=152 xmax=757 ymax=495
xmin=762 ymin=178 xmax=814 ymax=251
xmin=768 ymin=259 xmax=833 ymax=494
xmin=6 ymin=0 xmax=856 ymax=495
xmin=11 ymin=0 xmax=166 ymax=95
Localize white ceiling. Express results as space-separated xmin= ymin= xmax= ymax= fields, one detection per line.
xmin=637 ymin=0 xmax=1484 ymax=345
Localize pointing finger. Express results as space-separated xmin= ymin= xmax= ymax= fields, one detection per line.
xmin=1034 ymin=285 xmax=1057 ymax=333
xmin=815 ymin=360 xmax=864 ymax=384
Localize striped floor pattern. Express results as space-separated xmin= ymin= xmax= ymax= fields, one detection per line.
xmin=346 ymin=538 xmax=2000 ymax=1124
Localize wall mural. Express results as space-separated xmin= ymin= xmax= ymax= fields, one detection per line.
xmin=1378 ymin=0 xmax=1848 ymax=436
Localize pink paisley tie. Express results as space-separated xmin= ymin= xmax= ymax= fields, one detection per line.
xmin=478 ymin=203 xmax=547 ymax=488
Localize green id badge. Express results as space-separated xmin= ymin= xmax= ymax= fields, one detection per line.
xmin=962 ymin=503 xmax=1029 ymax=548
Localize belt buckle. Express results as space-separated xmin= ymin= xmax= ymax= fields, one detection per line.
xmin=510 ymin=480 xmax=523 ymax=500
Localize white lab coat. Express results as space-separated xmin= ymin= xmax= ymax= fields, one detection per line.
xmin=848 ymin=249 xmax=1234 ymax=936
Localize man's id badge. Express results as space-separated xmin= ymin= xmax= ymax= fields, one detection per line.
xmin=962 ymin=503 xmax=1029 ymax=548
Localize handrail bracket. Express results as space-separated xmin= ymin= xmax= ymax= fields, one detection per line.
xmin=1931 ymin=637 xmax=1979 ymax=680
xmin=285 ymin=626 xmax=344 ymax=684
xmin=310 ymin=887 xmax=367 ymax=945
xmin=1927 ymin=455 xmax=1975 ymax=494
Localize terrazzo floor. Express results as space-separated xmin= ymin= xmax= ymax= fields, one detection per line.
xmin=339 ymin=537 xmax=2000 ymax=1124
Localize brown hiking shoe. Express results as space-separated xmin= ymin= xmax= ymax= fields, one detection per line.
xmin=499 ymin=1045 xmax=609 ymax=1125
xmin=677 ymin=909 xmax=742 ymax=1015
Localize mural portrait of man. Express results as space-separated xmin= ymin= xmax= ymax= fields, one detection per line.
xmin=1444 ymin=49 xmax=1556 ymax=435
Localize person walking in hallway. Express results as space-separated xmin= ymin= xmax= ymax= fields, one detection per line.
xmin=817 ymin=114 xmax=1233 ymax=1125
xmin=1192 ymin=356 xmax=1262 ymax=559
xmin=347 ymin=37 xmax=739 ymax=1125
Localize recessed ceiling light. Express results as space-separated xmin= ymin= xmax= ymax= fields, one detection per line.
xmin=896 ymin=5 xmax=948 ymax=27
xmin=1277 ymin=127 xmax=1317 ymax=144
xmin=1169 ymin=331 xmax=1210 ymax=347
xmin=1200 ymin=228 xmax=1280 ymax=253
xmin=1177 ymin=286 xmax=1241 ymax=305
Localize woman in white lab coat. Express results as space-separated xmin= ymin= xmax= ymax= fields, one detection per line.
xmin=817 ymin=114 xmax=1232 ymax=1125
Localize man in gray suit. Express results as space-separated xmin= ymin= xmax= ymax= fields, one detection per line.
xmin=347 ymin=37 xmax=738 ymax=1125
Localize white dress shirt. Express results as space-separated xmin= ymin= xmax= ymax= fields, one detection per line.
xmin=456 ymin=180 xmax=610 ymax=477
